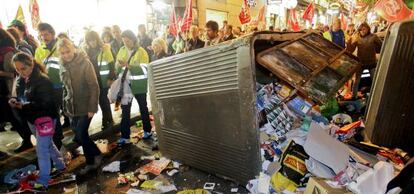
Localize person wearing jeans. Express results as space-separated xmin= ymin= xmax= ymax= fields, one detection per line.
xmin=27 ymin=121 xmax=65 ymax=188
xmin=70 ymin=116 xmax=101 ymax=164
xmin=58 ymin=38 xmax=101 ymax=175
xmin=9 ymin=52 xmax=65 ymax=190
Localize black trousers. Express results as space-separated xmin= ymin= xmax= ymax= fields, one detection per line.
xmin=99 ymin=87 xmax=113 ymax=125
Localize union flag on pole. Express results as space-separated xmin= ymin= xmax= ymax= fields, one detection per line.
xmin=302 ymin=2 xmax=315 ymax=23
xmin=374 ymin=0 xmax=412 ymax=22
xmin=168 ymin=2 xmax=178 ymax=37
xmin=181 ymin=0 xmax=193 ymax=32
xmin=29 ymin=0 xmax=41 ymax=30
xmin=239 ymin=0 xmax=251 ymax=24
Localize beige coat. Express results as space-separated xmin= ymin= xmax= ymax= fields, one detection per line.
xmin=60 ymin=51 xmax=99 ymax=117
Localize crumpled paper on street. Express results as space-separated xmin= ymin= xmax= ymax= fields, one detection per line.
xmin=102 ymin=161 xmax=120 ymax=172
xmin=139 ymin=157 xmax=171 ymax=175
xmin=126 ymin=188 xmax=152 ymax=194
xmin=177 ymin=189 xmax=211 ymax=194
xmin=347 ymin=161 xmax=394 ymax=194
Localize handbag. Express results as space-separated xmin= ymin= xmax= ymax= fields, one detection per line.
xmin=34 ymin=116 xmax=55 ymax=136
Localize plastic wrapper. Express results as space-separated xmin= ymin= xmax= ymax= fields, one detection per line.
xmin=278 ymin=140 xmax=310 ymax=187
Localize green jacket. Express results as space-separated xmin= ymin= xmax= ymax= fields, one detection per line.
xmin=35 ymin=42 xmax=62 ymax=86
xmin=116 ymin=46 xmax=149 ymax=94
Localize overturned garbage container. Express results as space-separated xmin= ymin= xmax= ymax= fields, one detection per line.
xmin=148 ymin=32 xmax=361 ymax=184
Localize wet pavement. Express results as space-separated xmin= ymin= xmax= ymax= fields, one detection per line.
xmin=0 ymin=98 xmax=249 ymax=193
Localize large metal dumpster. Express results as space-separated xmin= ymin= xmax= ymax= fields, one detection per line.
xmin=148 ymin=31 xmax=360 ymax=184
xmin=148 ymin=32 xmax=303 ymax=184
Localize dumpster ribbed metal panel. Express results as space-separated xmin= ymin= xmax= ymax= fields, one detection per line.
xmin=153 ymin=49 xmax=239 ymax=99
xmin=149 ymin=32 xmax=303 ymax=184
xmin=365 ymin=19 xmax=414 ymax=154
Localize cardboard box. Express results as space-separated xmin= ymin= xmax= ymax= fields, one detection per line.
xmin=305 ymin=177 xmax=353 ymax=194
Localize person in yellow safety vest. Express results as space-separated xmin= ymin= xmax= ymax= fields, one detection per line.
xmin=83 ymin=30 xmax=115 ymax=130
xmin=34 ymin=23 xmax=65 ymax=149
xmin=116 ymin=30 xmax=152 ymax=144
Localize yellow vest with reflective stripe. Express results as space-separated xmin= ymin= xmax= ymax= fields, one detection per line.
xmin=34 ymin=43 xmax=62 ymax=85
xmin=97 ymin=45 xmax=114 ymax=88
xmin=116 ymin=46 xmax=149 ymax=94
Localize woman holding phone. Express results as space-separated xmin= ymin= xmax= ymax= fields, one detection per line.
xmin=9 ymin=52 xmax=65 ymax=191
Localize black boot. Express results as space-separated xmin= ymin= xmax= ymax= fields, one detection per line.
xmin=0 ymin=151 xmax=7 ymax=160
xmin=101 ymin=120 xmax=114 ymax=130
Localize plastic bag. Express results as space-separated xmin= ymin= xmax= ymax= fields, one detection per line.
xmin=320 ymin=97 xmax=339 ymax=118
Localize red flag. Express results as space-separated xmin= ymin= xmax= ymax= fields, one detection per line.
xmin=29 ymin=0 xmax=41 ymax=30
xmin=239 ymin=0 xmax=251 ymax=24
xmin=168 ymin=2 xmax=178 ymax=37
xmin=341 ymin=13 xmax=347 ymax=30
xmin=181 ymin=0 xmax=193 ymax=32
xmin=250 ymin=5 xmax=266 ymax=26
xmin=374 ymin=0 xmax=412 ymax=22
xmin=302 ymin=2 xmax=315 ymax=23
xmin=288 ymin=9 xmax=300 ymax=31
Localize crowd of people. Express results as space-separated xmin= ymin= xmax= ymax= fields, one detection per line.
xmin=0 ymin=17 xmax=383 ymax=191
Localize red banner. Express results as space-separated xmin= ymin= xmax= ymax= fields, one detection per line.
xmin=302 ymin=2 xmax=315 ymax=23
xmin=374 ymin=0 xmax=412 ymax=22
xmin=181 ymin=0 xmax=193 ymax=32
xmin=168 ymin=2 xmax=178 ymax=37
xmin=250 ymin=5 xmax=266 ymax=26
xmin=288 ymin=9 xmax=300 ymax=31
xmin=239 ymin=0 xmax=251 ymax=24
xmin=30 ymin=0 xmax=41 ymax=30
xmin=341 ymin=13 xmax=348 ymax=30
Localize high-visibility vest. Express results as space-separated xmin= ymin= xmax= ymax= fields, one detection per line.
xmin=116 ymin=46 xmax=149 ymax=94
xmin=34 ymin=42 xmax=62 ymax=86
xmin=97 ymin=45 xmax=114 ymax=88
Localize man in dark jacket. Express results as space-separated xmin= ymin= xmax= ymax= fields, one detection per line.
xmin=222 ymin=24 xmax=235 ymax=42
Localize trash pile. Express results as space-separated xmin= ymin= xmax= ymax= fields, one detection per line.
xmin=248 ymin=32 xmax=412 ymax=194
xmin=101 ymin=153 xmax=181 ymax=193
xmin=248 ymin=80 xmax=410 ymax=194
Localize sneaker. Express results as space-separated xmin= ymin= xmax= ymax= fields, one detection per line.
xmin=117 ymin=138 xmax=131 ymax=145
xmin=142 ymin=132 xmax=152 ymax=140
xmin=50 ymin=168 xmax=66 ymax=179
xmin=79 ymin=165 xmax=97 ymax=175
xmin=14 ymin=142 xmax=33 ymax=153
xmin=31 ymin=182 xmax=47 ymax=192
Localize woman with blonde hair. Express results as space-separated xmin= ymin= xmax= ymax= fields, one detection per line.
xmin=151 ymin=38 xmax=168 ymax=61
xmin=57 ymin=38 xmax=102 ymax=175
